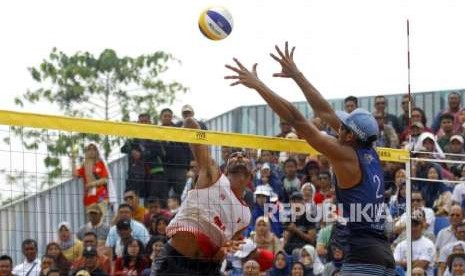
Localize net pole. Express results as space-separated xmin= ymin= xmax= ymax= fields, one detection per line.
xmin=406 ymin=19 xmax=413 ymax=276
xmin=405 ymin=156 xmax=412 ymax=276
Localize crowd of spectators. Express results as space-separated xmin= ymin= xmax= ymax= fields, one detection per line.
xmin=3 ymin=92 xmax=465 ymax=276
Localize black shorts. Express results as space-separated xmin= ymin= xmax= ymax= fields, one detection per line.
xmin=152 ymin=242 xmax=221 ymax=276
xmin=345 ymin=235 xmax=395 ymax=269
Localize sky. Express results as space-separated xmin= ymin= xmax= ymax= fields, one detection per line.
xmin=0 ymin=0 xmax=465 ymax=122
xmin=0 ymin=0 xmax=465 ymax=200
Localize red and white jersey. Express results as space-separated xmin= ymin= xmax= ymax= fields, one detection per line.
xmin=166 ymin=174 xmax=251 ymax=248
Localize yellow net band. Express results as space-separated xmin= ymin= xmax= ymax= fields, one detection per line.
xmin=0 ymin=109 xmax=409 ymax=163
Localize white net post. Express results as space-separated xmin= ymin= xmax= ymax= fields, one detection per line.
xmin=405 ymin=159 xmax=412 ymax=276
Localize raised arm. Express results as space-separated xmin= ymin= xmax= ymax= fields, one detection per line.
xmin=183 ymin=117 xmax=219 ymax=189
xmin=270 ymin=42 xmax=340 ymax=131
xmin=224 ymin=59 xmax=354 ymax=164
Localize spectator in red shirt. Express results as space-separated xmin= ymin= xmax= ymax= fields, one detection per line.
xmin=114 ymin=238 xmax=149 ymax=276
xmin=314 ymin=171 xmax=333 ymax=205
xmin=74 ymin=143 xmax=110 ymax=215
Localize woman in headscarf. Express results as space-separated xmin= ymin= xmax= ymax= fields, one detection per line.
xmin=249 ymin=216 xmax=281 ymax=255
xmin=299 ymin=244 xmax=325 ymax=276
xmin=44 ymin=242 xmax=71 ymax=276
xmin=56 ymin=222 xmax=83 ymax=262
xmin=414 ymin=132 xmax=446 ymax=159
xmin=322 ymin=244 xmax=344 ymax=276
xmin=301 ymin=182 xmax=317 ymax=217
xmin=74 ymin=143 xmax=114 ymax=216
xmin=268 ymin=250 xmax=291 ymax=276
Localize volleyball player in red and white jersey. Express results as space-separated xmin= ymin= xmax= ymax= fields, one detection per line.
xmin=152 ymin=118 xmax=252 ymax=275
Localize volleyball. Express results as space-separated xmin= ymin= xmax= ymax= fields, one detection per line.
xmin=198 ymin=6 xmax=233 ymax=41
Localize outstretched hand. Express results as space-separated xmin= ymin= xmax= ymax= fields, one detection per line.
xmin=270 ymin=41 xmax=300 ymax=78
xmin=221 ymin=240 xmax=246 ymax=254
xmin=225 ymin=58 xmax=263 ymax=90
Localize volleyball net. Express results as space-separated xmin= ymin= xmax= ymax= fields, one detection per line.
xmin=0 ymin=109 xmax=424 ymax=273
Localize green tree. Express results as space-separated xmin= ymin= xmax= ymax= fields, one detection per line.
xmin=9 ymin=48 xmax=187 ymax=187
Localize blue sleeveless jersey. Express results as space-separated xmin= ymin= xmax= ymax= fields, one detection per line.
xmin=335 ymin=147 xmax=386 ymax=237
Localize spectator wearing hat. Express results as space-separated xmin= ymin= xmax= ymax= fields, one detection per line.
xmin=175 ymin=104 xmax=208 ymax=130
xmin=76 ymin=204 xmax=110 ymax=248
xmin=254 ymin=162 xmax=282 ymax=201
xmin=445 ymin=135 xmax=465 ymax=169
xmin=394 ymin=209 xmax=435 ymax=276
xmin=72 ymin=232 xmax=111 ymax=275
xmin=111 ymin=219 xmax=134 ymax=259
xmin=246 ymin=186 xmax=283 ymax=238
xmin=57 ymin=222 xmax=83 ymax=262
xmin=283 ymin=192 xmax=317 ymax=255
xmin=105 ymin=204 xmax=150 ymax=259
xmin=0 ymin=255 xmax=14 ymax=276
xmin=74 ymin=247 xmax=107 ymax=276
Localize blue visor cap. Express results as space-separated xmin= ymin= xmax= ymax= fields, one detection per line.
xmin=336 ymin=108 xmax=379 ymax=142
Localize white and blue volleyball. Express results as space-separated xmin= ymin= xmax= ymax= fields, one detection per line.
xmin=198 ymin=6 xmax=233 ymax=40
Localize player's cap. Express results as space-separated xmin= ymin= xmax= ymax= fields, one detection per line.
xmin=82 ymin=246 xmax=98 ymax=257
xmin=234 ymin=239 xmax=257 ymax=258
xmin=261 ymin=162 xmax=271 ymax=171
xmin=336 ymin=108 xmax=379 ymax=142
xmin=181 ymin=104 xmax=194 ymax=113
xmin=450 ymin=135 xmax=464 ymax=144
xmin=254 ymin=185 xmax=271 ymax=197
xmin=86 ymin=204 xmax=102 ymax=214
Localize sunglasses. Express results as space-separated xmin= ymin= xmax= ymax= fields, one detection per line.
xmin=412 ymin=198 xmax=422 ymax=202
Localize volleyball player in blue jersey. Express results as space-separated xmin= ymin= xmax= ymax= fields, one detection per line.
xmin=225 ymin=42 xmax=395 ymax=276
